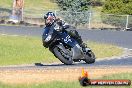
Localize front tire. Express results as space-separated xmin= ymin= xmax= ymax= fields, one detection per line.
xmin=53 ymin=46 xmax=73 ymax=65
xmin=84 ymin=51 xmax=95 ymax=64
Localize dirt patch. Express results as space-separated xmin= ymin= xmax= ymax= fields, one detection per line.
xmin=0 ymin=66 xmax=132 ymax=84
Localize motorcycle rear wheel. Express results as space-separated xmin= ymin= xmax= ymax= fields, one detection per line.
xmin=53 ymin=46 xmax=73 ymax=65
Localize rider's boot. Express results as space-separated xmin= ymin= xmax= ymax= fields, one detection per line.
xmin=76 ymin=36 xmax=87 ymax=50
xmin=67 ymin=30 xmax=87 ymax=49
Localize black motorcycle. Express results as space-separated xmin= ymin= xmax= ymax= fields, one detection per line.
xmin=42 ymin=26 xmax=95 ymax=65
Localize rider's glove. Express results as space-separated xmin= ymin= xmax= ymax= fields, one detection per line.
xmin=44 ymin=15 xmax=47 ymax=19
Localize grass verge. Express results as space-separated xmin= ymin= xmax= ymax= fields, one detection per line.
xmin=88 ymin=41 xmax=123 ymax=59
xmin=0 ymin=72 xmax=131 ymax=88
xmin=0 ymin=35 xmax=123 ymax=66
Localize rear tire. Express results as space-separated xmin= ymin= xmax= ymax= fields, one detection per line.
xmin=84 ymin=51 xmax=95 ymax=64
xmin=53 ymin=46 xmax=73 ymax=65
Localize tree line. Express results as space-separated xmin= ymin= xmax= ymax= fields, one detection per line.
xmin=55 ymin=0 xmax=132 ymax=15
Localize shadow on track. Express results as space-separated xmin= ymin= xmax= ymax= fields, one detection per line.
xmin=35 ymin=57 xmax=132 ymax=67
xmin=0 ymin=57 xmax=131 ymax=70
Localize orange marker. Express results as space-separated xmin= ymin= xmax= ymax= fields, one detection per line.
xmin=81 ymin=68 xmax=88 ymax=78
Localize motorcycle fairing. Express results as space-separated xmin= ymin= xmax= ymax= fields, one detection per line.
xmin=59 ymin=32 xmax=78 ymax=48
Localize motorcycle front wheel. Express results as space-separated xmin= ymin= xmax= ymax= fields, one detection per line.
xmin=53 ymin=46 xmax=73 ymax=65
xmin=84 ymin=51 xmax=95 ymax=64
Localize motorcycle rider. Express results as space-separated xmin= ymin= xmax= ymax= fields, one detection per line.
xmin=43 ymin=12 xmax=86 ymax=49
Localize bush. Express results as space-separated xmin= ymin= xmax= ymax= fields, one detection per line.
xmin=102 ymin=0 xmax=132 ymax=15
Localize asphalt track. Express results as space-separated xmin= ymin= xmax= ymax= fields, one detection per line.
xmin=0 ymin=25 xmax=132 ymax=69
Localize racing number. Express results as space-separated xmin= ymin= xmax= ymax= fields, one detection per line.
xmin=64 ymin=35 xmax=72 ymax=43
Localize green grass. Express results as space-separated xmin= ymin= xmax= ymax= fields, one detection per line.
xmin=0 ymin=35 xmax=58 ymax=65
xmin=102 ymin=72 xmax=132 ymax=80
xmin=88 ymin=41 xmax=123 ymax=59
xmin=0 ymin=35 xmax=123 ymax=66
xmin=0 ymin=0 xmax=58 ymax=10
xmin=0 ymin=73 xmax=131 ymax=88
xmin=0 ymin=0 xmax=59 ymax=17
xmin=0 ymin=0 xmax=12 ymax=9
xmin=0 ymin=81 xmax=81 ymax=88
